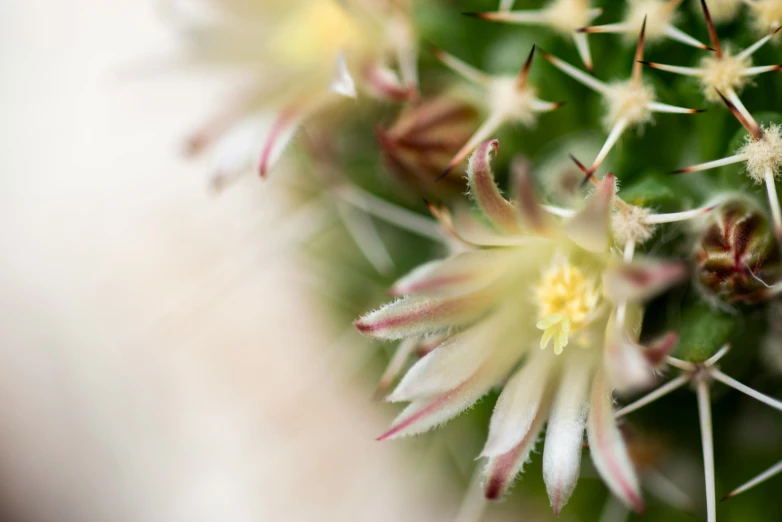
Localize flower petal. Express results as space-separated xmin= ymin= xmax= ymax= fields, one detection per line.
xmin=643 ymin=331 xmax=678 ymax=367
xmin=354 ymin=292 xmax=493 ymax=340
xmin=483 ymin=399 xmax=549 ymax=500
xmin=375 ymin=338 xmax=418 ymax=399
xmin=603 ymin=260 xmax=688 ymax=302
xmin=390 ymin=250 xmax=513 ymax=297
xmin=481 ymin=349 xmax=556 ymax=457
xmin=329 ymin=51 xmax=357 ymax=99
xmin=389 ymin=306 xmax=520 ymax=402
xmin=604 ymin=311 xmax=656 ymax=392
xmin=543 ymin=350 xmax=595 ymax=515
xmin=512 ymin=156 xmax=552 ymax=234
xmin=378 ymin=370 xmax=497 ymax=441
xmin=467 ymin=140 xmax=524 ymax=233
xmin=258 ymin=105 xmax=305 ymax=178
xmin=362 ymin=61 xmax=415 ymax=102
xmin=587 ymin=368 xmax=645 ymax=512
xmin=209 ymin=115 xmax=267 ymax=191
xmin=564 ymin=173 xmax=615 ymax=252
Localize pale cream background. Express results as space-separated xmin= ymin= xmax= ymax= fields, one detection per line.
xmin=0 ymin=1 xmax=475 ymax=521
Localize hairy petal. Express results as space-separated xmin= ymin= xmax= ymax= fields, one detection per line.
xmin=379 ymin=366 xmax=504 ymax=441
xmin=354 ymin=292 xmax=494 ymax=340
xmin=388 ymin=310 xmax=513 ymax=402
xmin=564 ymin=174 xmax=616 ymax=252
xmin=482 ymin=349 xmax=555 ymax=457
xmin=483 ymin=397 xmax=550 ymax=500
xmin=467 ymin=140 xmax=523 ymax=233
xmin=390 ymin=250 xmax=513 ymax=298
xmin=543 ymin=351 xmax=595 ymax=515
xmin=587 ymin=368 xmax=645 ymax=512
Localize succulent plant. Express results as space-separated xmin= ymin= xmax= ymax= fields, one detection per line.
xmin=169 ymin=0 xmax=782 ymax=520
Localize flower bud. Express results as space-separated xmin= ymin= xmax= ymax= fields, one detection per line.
xmin=377 ymin=96 xmax=478 ymax=198
xmin=694 ymin=198 xmax=782 ymax=303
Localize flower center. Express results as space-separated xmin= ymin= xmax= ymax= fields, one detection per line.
xmin=535 ymin=259 xmax=600 ymax=355
xmin=274 ymin=1 xmax=362 ymax=68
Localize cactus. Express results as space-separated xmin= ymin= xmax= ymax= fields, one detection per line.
xmin=172 ymin=0 xmax=782 ymax=520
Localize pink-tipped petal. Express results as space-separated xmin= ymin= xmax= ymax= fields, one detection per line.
xmin=482 ymin=349 xmax=555 ymax=457
xmin=604 ymin=317 xmax=657 ymax=393
xmin=543 ymin=351 xmax=595 ymax=515
xmin=390 ymin=250 xmax=512 ymax=297
xmin=258 ymin=108 xmax=303 ymax=178
xmin=467 ymin=140 xmax=523 ymax=233
xmin=587 ymin=369 xmax=645 ymax=512
xmin=484 ymin=400 xmax=549 ymax=500
xmin=388 ymin=311 xmax=512 ymax=402
xmin=362 ymin=61 xmax=415 ymax=102
xmin=564 ymin=173 xmax=616 ymax=252
xmin=354 ymin=293 xmax=493 ymax=341
xmin=603 ymin=261 xmax=688 ymax=303
xmin=644 ymin=332 xmax=679 ymax=367
xmin=379 ymin=370 xmax=497 ymax=440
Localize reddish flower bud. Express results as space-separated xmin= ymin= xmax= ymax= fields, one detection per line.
xmin=694 ymin=198 xmax=782 ymax=303
xmin=377 ymin=96 xmax=478 ymax=197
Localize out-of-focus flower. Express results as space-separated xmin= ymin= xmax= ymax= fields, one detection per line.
xmin=467 ymin=0 xmax=603 ymax=70
xmin=643 ymin=1 xmax=781 ymax=103
xmin=355 ymin=140 xmax=694 ymax=514
xmin=542 ymin=21 xmax=702 ymax=179
xmin=674 ymin=93 xmax=782 ymax=243
xmin=432 ymin=46 xmax=564 ymax=178
xmin=578 ymin=0 xmax=709 ymax=50
xmin=746 ymin=0 xmax=782 ymax=35
xmin=694 ymin=198 xmax=782 ymax=303
xmin=173 ymin=0 xmax=418 ymax=188
xmin=377 ymin=96 xmax=478 ymax=197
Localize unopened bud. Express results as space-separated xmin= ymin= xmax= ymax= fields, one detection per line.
xmin=377 ymin=96 xmax=478 ymax=198
xmin=694 ymin=198 xmax=782 ymax=303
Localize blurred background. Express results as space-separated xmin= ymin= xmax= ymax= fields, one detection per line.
xmin=0 ymin=2 xmax=482 ymax=521
xmin=3 ymin=1 xmax=781 ymax=521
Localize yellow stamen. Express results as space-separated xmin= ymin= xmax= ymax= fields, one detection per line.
xmin=535 ymin=259 xmax=600 ymax=354
xmin=273 ymin=1 xmax=362 ymax=67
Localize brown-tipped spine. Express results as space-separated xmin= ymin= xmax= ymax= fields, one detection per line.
xmin=714 ymin=89 xmax=764 ymax=140
xmin=700 ymin=0 xmax=723 ymax=58
xmin=517 ymin=44 xmax=536 ymax=89
xmin=632 ymin=16 xmax=648 ymax=86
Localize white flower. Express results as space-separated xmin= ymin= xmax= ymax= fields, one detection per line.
xmin=173 ymin=0 xmax=418 ymax=187
xmin=355 ymin=140 xmax=695 ymax=513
